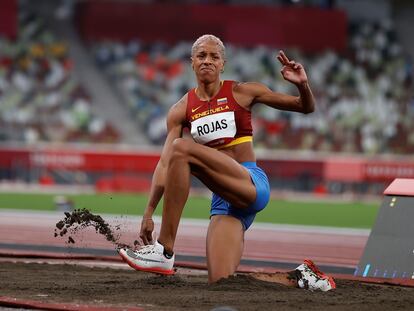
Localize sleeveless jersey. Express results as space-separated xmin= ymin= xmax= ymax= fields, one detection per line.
xmin=185 ymin=80 xmax=252 ymax=149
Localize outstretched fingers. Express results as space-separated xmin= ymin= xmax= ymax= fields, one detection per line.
xmin=277 ymin=50 xmax=302 ymax=70
xmin=277 ymin=50 xmax=290 ymax=65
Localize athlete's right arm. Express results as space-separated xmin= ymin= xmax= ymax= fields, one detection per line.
xmin=139 ymin=96 xmax=187 ymax=245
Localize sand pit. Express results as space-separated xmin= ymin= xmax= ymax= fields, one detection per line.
xmin=2 ymin=261 xmax=414 ymax=311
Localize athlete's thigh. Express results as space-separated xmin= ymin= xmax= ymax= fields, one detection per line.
xmin=178 ymin=139 xmax=255 ymax=207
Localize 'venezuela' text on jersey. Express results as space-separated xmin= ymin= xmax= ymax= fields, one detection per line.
xmin=185 ymin=80 xmax=252 ymax=149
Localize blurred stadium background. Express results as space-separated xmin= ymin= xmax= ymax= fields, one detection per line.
xmin=0 ymin=0 xmax=413 ymax=224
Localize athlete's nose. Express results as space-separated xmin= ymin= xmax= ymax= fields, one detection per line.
xmin=203 ymin=55 xmax=213 ymax=64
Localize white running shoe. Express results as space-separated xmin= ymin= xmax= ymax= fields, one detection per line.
xmin=294 ymin=259 xmax=336 ymax=291
xmin=118 ymin=241 xmax=175 ymax=275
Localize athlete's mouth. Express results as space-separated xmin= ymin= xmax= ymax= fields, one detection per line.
xmin=200 ymin=67 xmax=213 ymax=72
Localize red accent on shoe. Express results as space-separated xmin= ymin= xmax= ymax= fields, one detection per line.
xmin=119 ymin=250 xmax=175 ymax=276
xmin=327 ymin=276 xmax=336 ymax=289
xmin=304 ymin=259 xmax=336 ymax=289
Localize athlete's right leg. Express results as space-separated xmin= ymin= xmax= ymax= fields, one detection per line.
xmin=158 ymin=138 xmax=257 ymax=253
xmin=119 ymin=138 xmax=257 ymax=275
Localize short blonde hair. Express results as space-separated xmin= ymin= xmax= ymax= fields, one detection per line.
xmin=191 ymin=34 xmax=226 ymax=59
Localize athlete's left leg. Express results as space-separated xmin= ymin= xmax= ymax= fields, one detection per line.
xmin=206 ymin=215 xmax=244 ymax=284
xmin=206 ymin=215 xmax=334 ymax=289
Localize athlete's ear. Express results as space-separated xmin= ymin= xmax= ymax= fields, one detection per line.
xmin=221 ymin=60 xmax=225 ymax=73
xmin=190 ymin=57 xmax=194 ymax=71
xmin=221 ymin=60 xmax=226 ymax=73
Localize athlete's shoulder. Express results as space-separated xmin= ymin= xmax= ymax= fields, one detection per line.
xmin=167 ymin=93 xmax=188 ymax=122
xmin=233 ymin=81 xmax=267 ymax=92
xmin=227 ymin=80 xmax=244 ymax=94
xmin=178 ymin=93 xmax=188 ymax=106
xmin=168 ymin=93 xmax=187 ymax=111
xmin=226 ymin=80 xmax=239 ymax=88
xmin=232 ymin=81 xmax=271 ymax=108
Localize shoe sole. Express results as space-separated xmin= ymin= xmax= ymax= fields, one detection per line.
xmin=118 ymin=249 xmax=175 ymax=276
xmin=304 ymin=259 xmax=336 ymax=289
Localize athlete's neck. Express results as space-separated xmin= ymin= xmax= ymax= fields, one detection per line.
xmin=195 ymin=80 xmax=223 ymax=101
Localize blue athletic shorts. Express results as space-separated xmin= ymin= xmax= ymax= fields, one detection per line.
xmin=210 ymin=162 xmax=270 ymax=230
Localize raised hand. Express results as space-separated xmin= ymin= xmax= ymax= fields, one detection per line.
xmin=276 ymin=50 xmax=308 ymax=85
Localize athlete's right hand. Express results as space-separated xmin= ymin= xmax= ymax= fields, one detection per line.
xmin=139 ymin=218 xmax=154 ymax=245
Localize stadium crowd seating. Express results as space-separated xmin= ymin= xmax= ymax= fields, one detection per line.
xmin=93 ymin=19 xmax=413 ymax=154
xmin=0 ymin=12 xmax=119 ymax=144
xmin=1 ymin=7 xmax=412 ymax=154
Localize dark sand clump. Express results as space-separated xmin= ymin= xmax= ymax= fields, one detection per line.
xmin=54 ymin=208 xmax=137 ymax=248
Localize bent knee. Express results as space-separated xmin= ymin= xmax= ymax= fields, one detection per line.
xmin=170 ymin=138 xmax=192 ymax=161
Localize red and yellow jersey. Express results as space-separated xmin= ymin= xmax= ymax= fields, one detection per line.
xmin=185 ymin=80 xmax=252 ymax=149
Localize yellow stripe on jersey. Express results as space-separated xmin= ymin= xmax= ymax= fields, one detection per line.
xmin=216 ymin=136 xmax=253 ymax=150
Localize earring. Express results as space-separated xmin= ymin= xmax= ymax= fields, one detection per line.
xmin=221 ymin=68 xmax=224 ymax=73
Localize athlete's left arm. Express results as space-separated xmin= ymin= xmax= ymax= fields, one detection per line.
xmin=237 ymin=51 xmax=315 ymax=114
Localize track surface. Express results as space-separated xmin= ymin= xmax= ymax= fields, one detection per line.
xmin=0 ymin=209 xmax=368 ymax=273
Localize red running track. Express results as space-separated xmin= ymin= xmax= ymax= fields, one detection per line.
xmin=0 ymin=209 xmax=368 ymax=270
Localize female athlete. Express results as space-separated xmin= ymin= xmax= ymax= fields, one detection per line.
xmin=119 ymin=34 xmax=335 ymax=291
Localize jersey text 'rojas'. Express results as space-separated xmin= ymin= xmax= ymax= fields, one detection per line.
xmin=185 ymin=80 xmax=252 ymax=149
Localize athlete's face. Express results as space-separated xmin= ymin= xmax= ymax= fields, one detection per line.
xmin=191 ymin=40 xmax=225 ymax=82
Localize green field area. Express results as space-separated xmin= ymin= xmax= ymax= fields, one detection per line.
xmin=0 ymin=192 xmax=379 ymax=229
